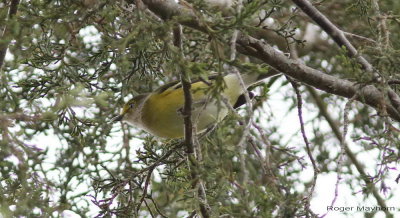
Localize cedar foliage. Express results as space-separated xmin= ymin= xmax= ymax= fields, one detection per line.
xmin=1 ymin=0 xmax=399 ymax=217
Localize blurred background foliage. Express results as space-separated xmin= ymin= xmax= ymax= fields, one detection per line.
xmin=0 ymin=0 xmax=399 ymax=217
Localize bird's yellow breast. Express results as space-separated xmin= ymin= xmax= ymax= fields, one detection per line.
xmin=140 ymin=75 xmax=244 ymax=138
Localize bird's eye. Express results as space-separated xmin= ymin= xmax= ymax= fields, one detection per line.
xmin=129 ymin=103 xmax=134 ymax=108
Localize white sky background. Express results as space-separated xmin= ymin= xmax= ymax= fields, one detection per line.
xmin=3 ymin=22 xmax=400 ymax=217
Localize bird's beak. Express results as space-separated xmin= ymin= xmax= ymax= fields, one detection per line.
xmin=110 ymin=114 xmax=124 ymax=122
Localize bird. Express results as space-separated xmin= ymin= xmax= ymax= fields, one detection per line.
xmin=111 ymin=71 xmax=274 ymax=138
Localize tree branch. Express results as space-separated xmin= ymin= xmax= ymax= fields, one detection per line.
xmin=137 ymin=0 xmax=400 ymax=123
xmin=291 ymin=0 xmax=400 ymax=118
xmin=236 ymin=35 xmax=400 ymax=121
xmin=292 ymin=0 xmax=375 ymax=73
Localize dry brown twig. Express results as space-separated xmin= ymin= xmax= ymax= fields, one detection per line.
xmin=288 ymin=78 xmax=319 ymax=217
xmin=174 ymin=24 xmax=211 ymax=218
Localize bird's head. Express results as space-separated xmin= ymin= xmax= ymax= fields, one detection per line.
xmin=111 ymin=94 xmax=148 ymax=124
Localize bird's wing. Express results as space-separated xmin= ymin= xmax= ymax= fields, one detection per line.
xmin=153 ymin=73 xmax=223 ymax=95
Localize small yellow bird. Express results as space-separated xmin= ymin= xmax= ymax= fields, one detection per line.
xmin=112 ymin=72 xmax=272 ymax=138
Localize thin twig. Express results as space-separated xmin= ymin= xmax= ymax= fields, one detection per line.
xmin=0 ymin=0 xmax=20 ymax=72
xmin=372 ymin=0 xmax=390 ymax=49
xmin=325 ymin=94 xmax=357 ymax=217
xmin=148 ymin=196 xmax=168 ymax=218
xmin=186 ymin=210 xmax=197 ymax=218
xmin=251 ymin=121 xmax=284 ymax=188
xmin=174 ymin=24 xmax=210 ymax=218
xmin=288 ymin=78 xmax=319 ymax=217
xmin=122 ymin=123 xmax=132 ymax=166
xmin=136 ymin=167 xmax=155 ymax=213
xmin=288 ymin=37 xmax=319 ymax=217
xmin=230 ymin=0 xmax=251 ymax=189
xmin=130 ymin=143 xmax=185 ymax=179
xmin=343 ymin=31 xmax=376 ymax=44
xmin=143 ymin=199 xmax=156 ymax=218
